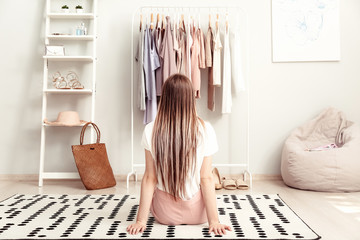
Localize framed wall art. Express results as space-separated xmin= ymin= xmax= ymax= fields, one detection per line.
xmin=272 ymin=0 xmax=340 ymax=62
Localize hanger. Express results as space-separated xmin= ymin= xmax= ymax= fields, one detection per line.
xmin=161 ymin=14 xmax=165 ymax=30
xmin=150 ymin=13 xmax=154 ymax=30
xmin=225 ymin=12 xmax=228 ymax=32
xmin=173 ymin=11 xmax=176 ymax=32
xmin=139 ymin=13 xmax=143 ymax=31
xmin=198 ymin=10 xmax=200 ymax=29
xmin=156 ymin=13 xmax=160 ymax=29
xmin=216 ymin=13 xmax=219 ymax=30
xmin=176 ymin=12 xmax=179 ymax=30
xmin=181 ymin=13 xmax=186 ymax=33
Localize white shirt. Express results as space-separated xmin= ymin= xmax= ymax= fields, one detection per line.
xmin=222 ymin=25 xmax=232 ymax=114
xmin=212 ymin=27 xmax=222 ymax=86
xmin=141 ymin=121 xmax=218 ymax=200
xmin=230 ymin=14 xmax=246 ymax=94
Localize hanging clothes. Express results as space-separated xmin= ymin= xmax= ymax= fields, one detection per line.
xmin=172 ymin=21 xmax=182 ymax=73
xmin=160 ymin=16 xmax=177 ymax=82
xmin=212 ymin=25 xmax=222 ymax=86
xmin=205 ymin=26 xmax=215 ymax=111
xmin=190 ymin=24 xmax=205 ymax=98
xmin=154 ymin=25 xmax=164 ymax=96
xmin=222 ymin=23 xmax=232 ymax=114
xmin=185 ymin=19 xmax=192 ymax=80
xmin=178 ymin=25 xmax=187 ymax=75
xmin=143 ymin=26 xmax=160 ymax=124
xmin=135 ymin=26 xmax=146 ymax=111
xmin=230 ymin=14 xmax=246 ymax=94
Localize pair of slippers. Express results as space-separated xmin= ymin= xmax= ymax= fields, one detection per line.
xmin=212 ymin=167 xmax=249 ymax=190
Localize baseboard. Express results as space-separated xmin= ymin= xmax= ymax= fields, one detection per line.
xmin=0 ymin=174 xmax=283 ymax=181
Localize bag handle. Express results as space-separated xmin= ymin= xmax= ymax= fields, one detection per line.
xmin=80 ymin=122 xmax=101 ymax=145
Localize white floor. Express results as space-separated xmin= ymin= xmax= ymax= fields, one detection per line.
xmin=0 ymin=179 xmax=359 ymax=240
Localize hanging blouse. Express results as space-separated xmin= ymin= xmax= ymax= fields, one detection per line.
xmin=160 ymin=16 xmax=177 ymax=82
xmin=190 ymin=25 xmax=206 ymax=98
xmin=230 ymin=14 xmax=246 ymax=94
xmin=154 ymin=26 xmax=164 ymax=96
xmin=173 ymin=23 xmax=182 ymax=73
xmin=205 ymin=26 xmax=215 ymax=111
xmin=143 ymin=26 xmax=160 ymax=124
xmin=185 ymin=20 xmax=193 ymax=80
xmin=135 ymin=26 xmax=146 ymax=111
xmin=178 ymin=26 xmax=187 ymax=75
xmin=212 ymin=26 xmax=222 ymax=86
xmin=222 ymin=24 xmax=232 ymax=114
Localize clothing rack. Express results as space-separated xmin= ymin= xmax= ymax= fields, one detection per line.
xmin=127 ymin=6 xmax=252 ymax=189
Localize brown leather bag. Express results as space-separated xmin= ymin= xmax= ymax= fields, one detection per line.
xmin=71 ymin=122 xmax=116 ymax=190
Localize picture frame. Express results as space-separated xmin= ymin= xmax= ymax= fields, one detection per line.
xmin=45 ymin=45 xmax=65 ymax=56
xmin=271 ymin=0 xmax=340 ymax=62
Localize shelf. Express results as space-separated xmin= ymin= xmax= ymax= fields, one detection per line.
xmin=47 ymin=35 xmax=95 ymax=40
xmin=43 ymin=56 xmax=94 ymax=62
xmin=42 ymin=172 xmax=80 ymax=179
xmin=44 ymin=89 xmax=93 ymax=94
xmin=48 ymin=13 xmax=94 ymax=19
xmin=43 ymin=123 xmax=87 ymax=127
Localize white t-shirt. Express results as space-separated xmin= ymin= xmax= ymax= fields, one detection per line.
xmin=141 ymin=120 xmax=218 ymax=200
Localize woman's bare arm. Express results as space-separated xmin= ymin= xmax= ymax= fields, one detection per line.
xmin=127 ymin=150 xmax=157 ymax=235
xmin=200 ymin=156 xmax=231 ymax=235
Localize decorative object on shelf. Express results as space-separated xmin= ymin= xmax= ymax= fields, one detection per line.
xmin=75 ymin=5 xmax=84 ymax=13
xmin=52 ymin=71 xmax=84 ymax=89
xmin=52 ymin=71 xmax=70 ymax=89
xmin=45 ymin=45 xmax=65 ymax=56
xmin=61 ymin=5 xmax=69 ymax=13
xmin=66 ymin=71 xmax=84 ymax=89
xmin=72 ymin=122 xmax=116 ymax=190
xmin=76 ymin=22 xmax=87 ymax=35
xmin=43 ymin=111 xmax=88 ymax=126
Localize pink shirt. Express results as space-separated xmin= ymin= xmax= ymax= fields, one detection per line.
xmin=190 ymin=26 xmax=206 ymax=98
xmin=160 ymin=16 xmax=177 ymax=82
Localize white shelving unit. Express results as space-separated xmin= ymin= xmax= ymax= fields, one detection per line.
xmin=43 ymin=56 xmax=94 ymax=61
xmin=39 ymin=0 xmax=98 ymax=187
xmin=48 ymin=13 xmax=95 ymax=19
xmin=127 ymin=7 xmax=252 ymax=189
xmin=47 ymin=35 xmax=95 ymax=40
xmin=44 ymin=89 xmax=93 ymax=94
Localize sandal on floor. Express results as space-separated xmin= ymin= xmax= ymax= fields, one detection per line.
xmin=235 ymin=176 xmax=249 ymax=190
xmin=222 ymin=178 xmax=237 ymax=190
xmin=212 ymin=167 xmax=223 ymax=190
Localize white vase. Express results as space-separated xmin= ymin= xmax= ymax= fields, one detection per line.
xmin=76 ymin=9 xmax=84 ymax=13
xmin=62 ymin=9 xmax=69 ymax=13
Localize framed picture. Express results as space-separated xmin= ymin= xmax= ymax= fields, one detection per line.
xmin=272 ymin=0 xmax=340 ymax=62
xmin=45 ymin=45 xmax=65 ymax=56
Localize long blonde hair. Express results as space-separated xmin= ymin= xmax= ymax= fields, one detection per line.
xmin=152 ymin=74 xmax=202 ymax=200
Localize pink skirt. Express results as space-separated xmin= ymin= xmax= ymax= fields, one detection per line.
xmin=150 ymin=188 xmax=208 ymax=225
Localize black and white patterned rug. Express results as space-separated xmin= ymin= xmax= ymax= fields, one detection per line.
xmin=0 ymin=194 xmax=320 ymax=239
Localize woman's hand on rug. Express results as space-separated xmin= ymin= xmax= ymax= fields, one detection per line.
xmin=209 ymin=222 xmax=232 ymax=235
xmin=126 ymin=221 xmax=146 ymax=235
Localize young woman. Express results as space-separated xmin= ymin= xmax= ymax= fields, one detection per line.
xmin=126 ymin=74 xmax=231 ymax=235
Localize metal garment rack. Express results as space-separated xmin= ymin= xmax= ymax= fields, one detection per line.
xmin=127 ymin=6 xmax=252 ymax=189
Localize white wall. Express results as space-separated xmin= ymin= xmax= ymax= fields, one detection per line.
xmin=1 ymin=0 xmax=360 ymax=177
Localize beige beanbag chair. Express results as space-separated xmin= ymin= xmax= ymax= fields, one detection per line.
xmin=281 ymin=107 xmax=360 ymax=192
